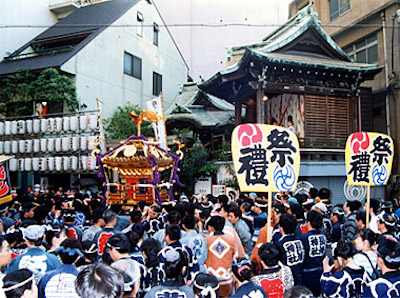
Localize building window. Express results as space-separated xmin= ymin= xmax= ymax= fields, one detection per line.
xmin=137 ymin=12 xmax=143 ymax=37
xmin=153 ymin=72 xmax=162 ymax=95
xmin=330 ymin=0 xmax=350 ymax=21
xmin=124 ymin=52 xmax=142 ymax=79
xmin=343 ymin=34 xmax=378 ymax=63
xmin=153 ymin=23 xmax=159 ymax=46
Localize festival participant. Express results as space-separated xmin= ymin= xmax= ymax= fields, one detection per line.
xmin=181 ymin=215 xmax=208 ymax=270
xmin=321 ymin=239 xmax=370 ymax=297
xmin=378 ymin=213 xmax=398 ymax=239
xmin=153 ymin=211 xmax=185 ymax=247
xmin=143 ymin=205 xmax=165 ymax=238
xmin=126 ymin=225 xmax=146 ymax=265
xmin=7 ymin=225 xmax=61 ymax=283
xmin=330 ymin=206 xmax=345 ymax=243
xmin=205 ymin=216 xmax=235 ymax=297
xmin=93 ymin=209 xmax=117 ymax=258
xmin=301 ymin=210 xmax=327 ymax=297
xmin=343 ymin=200 xmax=362 ymax=243
xmin=122 ymin=210 xmax=142 ymax=234
xmin=44 ymin=202 xmax=62 ymax=228
xmin=3 ymin=269 xmax=37 ymax=298
xmin=44 ymin=226 xmax=67 ymax=253
xmin=75 ymin=263 xmax=124 ymax=298
xmin=38 ymin=238 xmax=82 ymax=297
xmin=355 ymin=210 xmax=367 ymax=230
xmin=62 ymin=210 xmax=82 ymax=241
xmin=20 ymin=203 xmax=37 ymax=226
xmin=79 ymin=240 xmax=97 ymax=266
xmin=159 ymin=224 xmax=199 ymax=283
xmin=228 ymin=207 xmax=253 ymax=253
xmin=144 ymin=248 xmax=194 ymax=297
xmin=0 ymin=235 xmax=12 ymax=297
xmin=140 ymin=238 xmax=165 ymax=295
xmin=231 ymin=258 xmax=267 ymax=297
xmin=193 ymin=273 xmax=220 ymax=298
xmin=368 ymin=198 xmax=381 ymax=234
xmin=353 ymin=229 xmax=378 ymax=278
xmin=250 ymin=200 xmax=268 ymax=243
xmin=251 ymin=242 xmax=294 ymax=297
xmin=82 ymin=207 xmax=104 ymax=242
xmin=277 ymin=213 xmax=305 ymax=286
xmin=363 ymin=235 xmax=400 ymax=297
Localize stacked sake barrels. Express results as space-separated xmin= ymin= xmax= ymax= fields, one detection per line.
xmin=1 ymin=114 xmax=100 ymax=173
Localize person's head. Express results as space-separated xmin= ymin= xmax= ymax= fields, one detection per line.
xmin=193 ymin=273 xmax=220 ymax=298
xmin=370 ymin=198 xmax=381 ymax=215
xmin=102 ymin=209 xmax=117 ymax=226
xmin=106 ymin=234 xmax=131 ymax=263
xmin=283 ymin=285 xmax=313 ymax=298
xmin=232 ymin=257 xmax=253 ymax=283
xmin=141 ymin=238 xmax=162 ymax=268
xmin=377 ymin=235 xmax=400 ymax=272
xmin=272 ymin=202 xmax=285 ymax=223
xmin=22 ymin=203 xmax=36 ymax=219
xmin=167 ymin=210 xmax=181 ymax=225
xmin=344 ymin=200 xmax=361 ymax=214
xmin=378 ymin=213 xmax=397 ymax=234
xmin=287 ymin=115 xmax=293 ymax=126
xmin=92 ymin=207 xmax=105 ymax=227
xmin=218 ymin=205 xmax=229 ymax=219
xmin=331 ymin=206 xmax=345 ymax=223
xmin=45 ymin=226 xmax=67 ymax=250
xmin=248 ymin=193 xmax=257 ymax=200
xmin=162 ymin=248 xmax=187 ymax=281
xmin=0 ymin=235 xmax=11 ymax=267
xmin=3 ymin=269 xmax=37 ymax=298
xmin=355 ymin=210 xmax=366 ymax=229
xmin=355 ymin=229 xmax=376 ymax=252
xmin=259 ymin=242 xmax=279 ymax=269
xmin=240 ymin=202 xmax=251 ymax=214
xmin=306 ymin=210 xmax=323 ymax=230
xmin=333 ymin=239 xmax=355 ymax=268
xmin=318 ymin=188 xmax=331 ymax=203
xmin=217 ymin=195 xmax=229 ymax=206
xmin=228 ymin=207 xmax=241 ymax=225
xmin=21 ymin=225 xmax=45 ymax=247
xmin=289 ymin=203 xmax=305 ymax=220
xmin=165 ymin=224 xmax=181 ymax=244
xmin=82 ymin=240 xmax=97 ymax=264
xmin=309 ymin=188 xmax=318 ymax=200
xmin=56 ymin=238 xmax=83 ymax=265
xmin=148 ymin=205 xmax=161 ymax=219
xmin=182 ymin=214 xmax=196 ymax=231
xmin=75 ymin=263 xmax=124 ymax=298
xmin=129 ymin=210 xmax=142 ymax=225
xmin=279 ymin=213 xmax=298 ymax=235
xmin=207 ymin=215 xmax=225 ymax=233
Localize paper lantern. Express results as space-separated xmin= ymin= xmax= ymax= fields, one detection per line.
xmin=25 ymin=140 xmax=33 ymax=153
xmin=32 ymin=158 xmax=40 ymax=171
xmin=88 ymin=115 xmax=98 ymax=130
xmin=70 ymin=156 xmax=78 ymax=171
xmin=55 ymin=157 xmax=62 ymax=172
xmin=18 ymin=140 xmax=26 ymax=153
xmin=88 ymin=156 xmax=96 ymax=170
xmin=24 ymin=158 xmax=32 ymax=172
xmin=47 ymin=138 xmax=55 ymax=152
xmin=80 ymin=156 xmax=88 ymax=170
xmin=40 ymin=157 xmax=47 ymax=171
xmin=63 ymin=157 xmax=69 ymax=171
xmin=4 ymin=141 xmax=11 ymax=154
xmin=80 ymin=136 xmax=87 ymax=151
xmin=0 ymin=122 xmax=4 ymax=135
xmin=11 ymin=121 xmax=18 ymax=135
xmin=70 ymin=116 xmax=78 ymax=131
xmin=33 ymin=119 xmax=40 ymax=134
xmin=11 ymin=141 xmax=18 ymax=154
xmin=18 ymin=159 xmax=25 ymax=171
xmin=63 ymin=117 xmax=70 ymax=131
xmin=17 ymin=120 xmax=25 ymax=134
xmin=48 ymin=157 xmax=55 ymax=171
xmin=79 ymin=115 xmax=88 ymax=131
xmin=4 ymin=122 xmax=11 ymax=135
xmin=55 ymin=138 xmax=61 ymax=152
xmin=62 ymin=137 xmax=70 ymax=152
xmin=40 ymin=139 xmax=47 ymax=152
xmin=40 ymin=119 xmax=47 ymax=133
xmin=71 ymin=137 xmax=79 ymax=151
xmin=87 ymin=136 xmax=97 ymax=150
xmin=0 ymin=141 xmax=3 ymax=154
xmin=47 ymin=118 xmax=56 ymax=132
xmin=55 ymin=118 xmax=62 ymax=132
xmin=33 ymin=139 xmax=40 ymax=153
xmin=9 ymin=159 xmax=18 ymax=171
xmin=26 ymin=120 xmax=33 ymax=134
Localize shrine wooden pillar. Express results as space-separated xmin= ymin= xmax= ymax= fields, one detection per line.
xmin=256 ymin=83 xmax=265 ymax=124
xmin=235 ymin=100 xmax=242 ymax=126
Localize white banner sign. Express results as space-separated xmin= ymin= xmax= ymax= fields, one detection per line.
xmin=146 ymin=96 xmax=167 ymax=150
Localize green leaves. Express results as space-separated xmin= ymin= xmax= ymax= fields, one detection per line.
xmin=0 ymin=68 xmax=78 ymax=116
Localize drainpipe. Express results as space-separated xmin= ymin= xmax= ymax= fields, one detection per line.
xmin=382 ymin=11 xmax=391 ymax=136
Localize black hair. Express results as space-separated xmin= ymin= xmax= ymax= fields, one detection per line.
xmin=129 ymin=210 xmax=142 ymax=224
xmin=126 ymin=230 xmax=140 ymax=251
xmin=217 ymin=195 xmax=229 ymax=206
xmin=378 ymin=236 xmax=400 ymax=269
xmin=193 ymin=273 xmax=220 ymax=298
xmin=232 ymin=258 xmax=252 ymax=282
xmin=240 ymin=202 xmax=251 ymax=213
xmin=273 ymin=202 xmax=285 ymax=214
xmin=45 ymin=226 xmax=66 ymax=250
xmin=306 ymin=210 xmax=323 ymax=230
xmin=357 ymin=229 xmax=376 ymax=247
xmin=57 ymin=238 xmax=83 ymax=265
xmin=228 ymin=207 xmax=242 ymax=219
xmin=107 ymin=234 xmax=131 ymax=254
xmin=166 ymin=224 xmax=181 ymax=241
xmin=279 ymin=213 xmax=298 ymax=235
xmin=167 ymin=211 xmax=181 ymax=224
xmin=259 ymin=242 xmax=279 ymax=267
xmin=3 ymin=269 xmax=34 ymax=298
xmin=370 ymin=198 xmax=381 ymax=214
xmin=356 ymin=210 xmax=367 ymax=225
xmin=318 ymin=188 xmax=331 ymax=200
xmin=63 ymin=209 xmax=76 ymax=224
xmin=141 ymin=238 xmax=161 ymax=268
xmin=334 ymin=239 xmax=355 ymax=260
xmin=82 ymin=240 xmax=97 ymax=263
xmin=207 ymin=216 xmax=225 ymax=232
xmin=164 ymin=250 xmax=186 ymax=281
xmin=346 ymin=200 xmax=362 ymax=213
xmin=309 ymin=188 xmax=318 ymax=199
xmin=102 ymin=209 xmax=117 ymax=225
xmin=92 ymin=207 xmax=104 ymax=224
xmin=182 ymin=215 xmax=196 ymax=230
xmin=283 ymin=285 xmax=313 ymax=298
xmin=289 ymin=203 xmax=305 ymax=220
xmin=379 ymin=213 xmax=397 ymax=233
xmin=75 ymin=263 xmax=124 ymax=298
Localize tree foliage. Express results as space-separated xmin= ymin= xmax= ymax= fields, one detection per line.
xmin=103 ymin=103 xmax=154 ymax=139
xmin=0 ymin=68 xmax=78 ymax=116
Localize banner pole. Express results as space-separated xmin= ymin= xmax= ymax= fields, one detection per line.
xmin=366 ymin=185 xmax=371 ymax=228
xmin=267 ymin=191 xmax=272 ymax=242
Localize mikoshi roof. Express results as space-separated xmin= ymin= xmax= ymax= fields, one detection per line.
xmin=199 ymin=3 xmax=382 ymax=98
xmin=165 ymin=83 xmax=236 ymax=129
xmin=0 ymin=0 xmax=139 ymax=75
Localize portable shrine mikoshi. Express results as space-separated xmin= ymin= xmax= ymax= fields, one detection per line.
xmin=92 ymin=110 xmax=184 ymax=205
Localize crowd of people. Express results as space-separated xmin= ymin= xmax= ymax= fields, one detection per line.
xmin=0 ymin=185 xmax=399 ymax=297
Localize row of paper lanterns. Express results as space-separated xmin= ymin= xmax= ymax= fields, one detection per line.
xmin=0 ymin=136 xmax=97 ymax=154
xmin=0 ymin=115 xmax=98 ymax=136
xmin=9 ymin=156 xmax=97 ymax=172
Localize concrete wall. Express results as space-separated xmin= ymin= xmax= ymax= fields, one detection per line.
xmin=0 ymin=0 xmax=58 ymax=59
xmin=61 ymin=0 xmax=188 ymax=119
xmin=154 ymin=0 xmax=292 ymax=82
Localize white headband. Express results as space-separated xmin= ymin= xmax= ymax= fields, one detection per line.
xmin=194 ymin=280 xmax=219 ymax=298
xmin=3 ymin=275 xmax=34 ymax=292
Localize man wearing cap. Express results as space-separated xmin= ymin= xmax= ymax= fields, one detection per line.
xmin=248 ymin=192 xmax=257 ymax=201
xmin=250 ymin=200 xmax=268 ymax=243
xmin=20 ymin=202 xmax=37 ymax=226
xmin=330 ymin=206 xmax=345 ymax=243
xmin=363 ymin=236 xmax=400 ymax=297
xmin=7 ymin=225 xmax=61 ymax=283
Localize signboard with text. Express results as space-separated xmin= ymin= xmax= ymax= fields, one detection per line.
xmin=231 ymin=124 xmax=300 ymax=192
xmin=345 ymin=132 xmax=394 ymax=186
